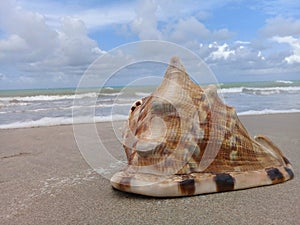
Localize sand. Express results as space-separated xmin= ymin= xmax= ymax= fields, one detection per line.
xmin=0 ymin=113 xmax=299 ymax=225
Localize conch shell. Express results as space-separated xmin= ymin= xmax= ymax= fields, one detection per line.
xmin=110 ymin=56 xmax=294 ymax=197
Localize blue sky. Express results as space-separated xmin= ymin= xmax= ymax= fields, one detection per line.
xmin=0 ymin=0 xmax=299 ymax=89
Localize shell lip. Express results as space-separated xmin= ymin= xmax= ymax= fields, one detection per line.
xmin=110 ymin=163 xmax=295 ymax=197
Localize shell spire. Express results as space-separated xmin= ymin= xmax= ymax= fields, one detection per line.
xmin=111 ymin=56 xmax=294 ymax=197
xmin=165 ymin=56 xmax=187 ymax=78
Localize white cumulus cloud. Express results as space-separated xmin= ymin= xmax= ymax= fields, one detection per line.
xmin=273 ymin=36 xmax=300 ymax=64
xmin=0 ymin=0 xmax=104 ymax=88
xmin=0 ymin=34 xmax=28 ymax=52
xmin=130 ymin=0 xmax=162 ymax=40
xmin=128 ymin=0 xmax=234 ymax=43
xmin=208 ymin=42 xmax=235 ymax=60
xmin=261 ymin=16 xmax=300 ymax=37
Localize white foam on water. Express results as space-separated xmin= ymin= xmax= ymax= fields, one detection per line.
xmin=242 ymin=86 xmax=300 ymax=95
xmin=99 ymin=92 xmax=123 ymax=97
xmin=275 ymin=80 xmax=294 ymax=84
xmin=1 ymin=108 xmax=300 ymax=129
xmin=0 ymin=115 xmax=128 ymax=129
xmin=219 ymin=86 xmax=300 ymax=95
xmin=0 ymin=92 xmax=98 ymax=102
xmin=238 ymin=108 xmax=300 ymax=115
xmin=218 ymin=87 xmax=243 ymax=94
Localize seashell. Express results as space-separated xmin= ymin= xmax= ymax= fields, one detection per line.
xmin=110 ymin=56 xmax=294 ymax=197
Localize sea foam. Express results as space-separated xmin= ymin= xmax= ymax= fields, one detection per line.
xmin=0 ymin=115 xmax=128 ymax=129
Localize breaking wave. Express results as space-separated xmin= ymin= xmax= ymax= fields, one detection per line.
xmin=219 ymin=86 xmax=300 ymax=95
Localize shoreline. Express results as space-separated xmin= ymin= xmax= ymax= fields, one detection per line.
xmin=0 ymin=111 xmax=300 ymax=131
xmin=1 ymin=113 xmax=299 ymax=224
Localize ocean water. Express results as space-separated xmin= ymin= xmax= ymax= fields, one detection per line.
xmin=0 ymin=80 xmax=300 ymax=129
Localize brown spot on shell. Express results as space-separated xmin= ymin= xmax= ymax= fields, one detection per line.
xmin=284 ymin=167 xmax=294 ymax=179
xmin=282 ymin=156 xmax=291 ymax=165
xmin=178 ymin=176 xmax=195 ymax=195
xmin=214 ymin=173 xmax=235 ymax=192
xmin=116 ymin=176 xmax=132 ymax=192
xmin=265 ymin=167 xmax=284 ymax=184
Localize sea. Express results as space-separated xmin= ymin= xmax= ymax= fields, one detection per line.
xmin=0 ymin=80 xmax=300 ymax=129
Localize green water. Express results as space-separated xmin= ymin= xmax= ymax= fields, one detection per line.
xmin=0 ymin=80 xmax=299 ymax=97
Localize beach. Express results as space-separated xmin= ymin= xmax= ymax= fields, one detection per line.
xmin=1 ymin=113 xmax=299 ymax=225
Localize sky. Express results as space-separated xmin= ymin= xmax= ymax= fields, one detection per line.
xmin=0 ymin=0 xmax=300 ymax=89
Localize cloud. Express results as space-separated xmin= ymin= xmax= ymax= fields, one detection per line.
xmin=0 ymin=73 xmax=5 ymax=80
xmin=259 ymin=15 xmax=300 ymax=65
xmin=130 ymin=0 xmax=162 ymax=40
xmin=235 ymin=40 xmax=251 ymax=45
xmin=208 ymin=42 xmax=235 ymax=60
xmin=273 ymin=36 xmax=300 ymax=64
xmin=77 ymin=7 xmax=135 ymax=31
xmin=0 ymin=0 xmax=58 ymax=61
xmin=199 ymin=38 xmax=296 ymax=81
xmin=0 ymin=34 xmax=28 ymax=62
xmin=261 ymin=16 xmax=300 ymax=37
xmin=128 ymin=0 xmax=234 ymax=45
xmin=168 ymin=17 xmax=234 ymax=44
xmin=0 ymin=0 xmax=104 ymax=88
xmin=18 ymin=0 xmax=136 ymax=31
xmin=56 ymin=17 xmax=104 ymax=66
xmin=1 ymin=0 xmax=300 ymax=88
xmin=168 ymin=17 xmax=211 ymax=42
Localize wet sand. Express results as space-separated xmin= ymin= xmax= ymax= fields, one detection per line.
xmin=0 ymin=113 xmax=299 ymax=225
